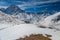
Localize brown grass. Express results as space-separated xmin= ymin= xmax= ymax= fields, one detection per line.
xmin=16 ymin=34 xmax=52 ymax=40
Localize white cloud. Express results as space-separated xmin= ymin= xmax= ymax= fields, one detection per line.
xmin=0 ymin=6 xmax=7 ymax=8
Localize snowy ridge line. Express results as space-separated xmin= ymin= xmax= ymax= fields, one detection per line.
xmin=39 ymin=12 xmax=60 ymax=30
xmin=0 ymin=11 xmax=25 ymax=25
xmin=0 ymin=11 xmax=60 ymax=30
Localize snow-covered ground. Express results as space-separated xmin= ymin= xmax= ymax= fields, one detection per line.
xmin=0 ymin=11 xmax=60 ymax=40
xmin=0 ymin=24 xmax=60 ymax=40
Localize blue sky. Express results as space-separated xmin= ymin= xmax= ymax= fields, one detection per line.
xmin=0 ymin=0 xmax=60 ymax=12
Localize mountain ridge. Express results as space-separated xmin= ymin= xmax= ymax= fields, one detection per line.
xmin=0 ymin=11 xmax=25 ymax=25
xmin=0 ymin=4 xmax=25 ymax=15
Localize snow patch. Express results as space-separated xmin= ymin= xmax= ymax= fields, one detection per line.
xmin=0 ymin=24 xmax=60 ymax=40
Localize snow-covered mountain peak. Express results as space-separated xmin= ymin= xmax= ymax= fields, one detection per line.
xmin=5 ymin=4 xmax=25 ymax=15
